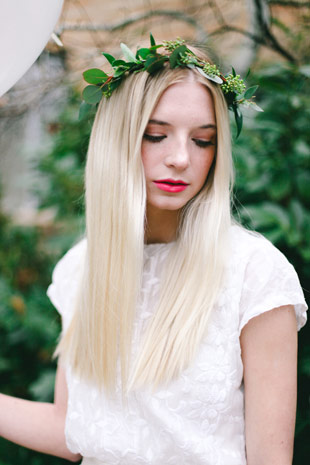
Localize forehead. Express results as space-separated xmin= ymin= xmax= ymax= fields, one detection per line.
xmin=150 ymin=80 xmax=216 ymax=126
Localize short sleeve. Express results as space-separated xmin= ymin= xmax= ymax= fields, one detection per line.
xmin=47 ymin=239 xmax=87 ymax=332
xmin=239 ymin=237 xmax=307 ymax=333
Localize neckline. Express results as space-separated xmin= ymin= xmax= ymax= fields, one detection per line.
xmin=143 ymin=241 xmax=175 ymax=258
xmin=144 ymin=241 xmax=175 ymax=247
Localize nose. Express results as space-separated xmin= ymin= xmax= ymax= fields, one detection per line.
xmin=165 ymin=139 xmax=190 ymax=170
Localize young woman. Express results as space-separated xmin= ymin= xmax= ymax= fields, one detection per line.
xmin=0 ymin=37 xmax=307 ymax=465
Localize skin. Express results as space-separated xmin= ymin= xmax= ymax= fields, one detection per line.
xmin=0 ymin=78 xmax=298 ymax=464
xmin=0 ymin=363 xmax=81 ymax=461
xmin=141 ymin=79 xmax=216 ymax=244
xmin=241 ymin=305 xmax=297 ymax=465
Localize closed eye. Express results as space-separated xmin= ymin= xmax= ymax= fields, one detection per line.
xmin=192 ymin=139 xmax=215 ymax=148
xmin=143 ymin=134 xmax=166 ymax=143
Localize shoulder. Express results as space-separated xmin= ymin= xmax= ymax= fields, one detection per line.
xmin=47 ymin=238 xmax=87 ymax=329
xmin=229 ymin=223 xmax=292 ymax=273
xmin=52 ymin=238 xmax=87 ymax=276
xmin=230 ymin=223 xmax=280 ymax=255
xmin=229 ymin=225 xmax=307 ymax=332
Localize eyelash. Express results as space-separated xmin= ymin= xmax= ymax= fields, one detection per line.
xmin=192 ymin=139 xmax=214 ymax=148
xmin=143 ymin=134 xmax=166 ymax=143
xmin=143 ymin=133 xmax=214 ymax=148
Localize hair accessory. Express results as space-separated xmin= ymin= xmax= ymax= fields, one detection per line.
xmin=81 ymin=34 xmax=263 ymax=137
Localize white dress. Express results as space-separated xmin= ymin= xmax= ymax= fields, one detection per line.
xmin=47 ymin=225 xmax=307 ymax=465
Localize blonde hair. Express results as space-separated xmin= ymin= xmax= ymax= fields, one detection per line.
xmin=56 ymin=55 xmax=233 ymax=393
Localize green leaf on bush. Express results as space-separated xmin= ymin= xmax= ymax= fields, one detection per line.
xmin=268 ymin=173 xmax=291 ymax=200
xmin=296 ymin=172 xmax=310 ymax=202
xmin=243 ymin=203 xmax=290 ymax=231
xmin=79 ymin=101 xmax=93 ymax=121
xmin=29 ymin=369 xmax=56 ymax=402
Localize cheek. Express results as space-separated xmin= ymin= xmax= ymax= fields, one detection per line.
xmin=141 ymin=144 xmax=160 ymax=176
xmin=197 ymin=153 xmax=215 ymax=185
xmin=141 ymin=145 xmax=149 ymax=173
xmin=141 ymin=152 xmax=151 ymax=177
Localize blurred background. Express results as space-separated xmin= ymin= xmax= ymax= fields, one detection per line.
xmin=0 ymin=0 xmax=309 ymax=463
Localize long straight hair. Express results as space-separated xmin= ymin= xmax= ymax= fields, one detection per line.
xmin=56 ymin=61 xmax=234 ymax=393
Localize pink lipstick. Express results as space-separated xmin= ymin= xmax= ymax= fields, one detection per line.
xmin=154 ymin=179 xmax=189 ymax=193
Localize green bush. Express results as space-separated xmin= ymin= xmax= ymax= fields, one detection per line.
xmin=0 ymin=90 xmax=88 ymax=464
xmin=233 ymin=62 xmax=310 ymax=464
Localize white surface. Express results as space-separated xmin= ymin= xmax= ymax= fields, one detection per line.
xmin=0 ymin=0 xmax=64 ymax=97
xmin=47 ymin=226 xmax=307 ymax=465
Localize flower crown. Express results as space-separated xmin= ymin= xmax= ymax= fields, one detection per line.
xmin=81 ymin=34 xmax=262 ymax=137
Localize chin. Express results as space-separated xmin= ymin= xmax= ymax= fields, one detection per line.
xmin=148 ymin=199 xmax=188 ymax=212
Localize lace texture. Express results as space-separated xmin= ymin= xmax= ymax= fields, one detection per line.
xmin=47 ymin=226 xmax=307 ymax=465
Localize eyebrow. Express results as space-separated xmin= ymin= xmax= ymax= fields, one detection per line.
xmin=148 ymin=119 xmax=217 ymax=130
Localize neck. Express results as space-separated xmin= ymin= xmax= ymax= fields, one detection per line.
xmin=145 ymin=206 xmax=180 ymax=244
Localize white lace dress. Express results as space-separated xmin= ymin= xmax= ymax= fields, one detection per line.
xmin=47 ymin=225 xmax=307 ymax=465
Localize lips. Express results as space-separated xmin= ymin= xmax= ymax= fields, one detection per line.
xmin=154 ymin=179 xmax=189 ymax=193
xmin=156 ymin=179 xmax=188 ymax=185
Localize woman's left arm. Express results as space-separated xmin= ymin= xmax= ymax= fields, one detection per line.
xmin=240 ymin=305 xmax=298 ymax=465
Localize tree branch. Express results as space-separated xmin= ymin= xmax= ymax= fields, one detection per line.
xmin=210 ymin=25 xmax=268 ymax=47
xmin=210 ymin=22 xmax=297 ymax=63
xmin=55 ymin=9 xmax=208 ymax=43
xmin=206 ymin=0 xmax=226 ymax=26
xmin=253 ymin=0 xmax=297 ymax=62
xmin=267 ymin=0 xmax=310 ymax=6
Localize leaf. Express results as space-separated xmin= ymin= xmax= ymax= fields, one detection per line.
xmin=289 ymin=199 xmax=305 ymax=233
xmin=242 ymin=203 xmax=290 ymax=233
xmin=83 ymin=68 xmax=108 ymax=85
xmin=113 ymin=67 xmax=127 ymax=78
xmin=120 ymin=43 xmax=137 ymax=62
xmin=243 ymin=101 xmax=264 ymax=112
xmin=146 ymin=56 xmax=167 ymax=73
xmin=262 ymin=203 xmax=291 ymax=231
xmin=196 ymin=67 xmax=223 ymax=84
xmin=78 ymin=101 xmax=93 ymax=121
xmin=268 ymin=172 xmax=291 ymax=200
xmin=29 ymin=369 xmax=56 ymax=402
xmin=136 ymin=48 xmax=152 ymax=60
xmin=244 ymin=85 xmax=258 ymax=99
xmin=82 ymin=85 xmax=103 ymax=104
xmin=109 ymin=79 xmax=123 ymax=92
xmin=150 ymin=33 xmax=156 ymax=46
xmin=169 ymin=45 xmax=188 ymax=68
xmin=102 ymin=52 xmax=115 ymax=65
xmin=233 ymin=105 xmax=243 ymax=138
xmin=299 ymin=65 xmax=310 ymax=78
xmin=296 ymin=172 xmax=310 ymax=202
xmin=232 ymin=67 xmax=236 ymax=77
xmin=112 ymin=59 xmax=127 ymax=67
xmin=149 ymin=44 xmax=163 ymax=51
xmin=145 ymin=55 xmax=157 ymax=67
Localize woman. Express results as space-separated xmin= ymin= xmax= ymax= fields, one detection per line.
xmin=0 ymin=37 xmax=307 ymax=464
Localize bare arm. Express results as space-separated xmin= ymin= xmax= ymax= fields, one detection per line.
xmin=240 ymin=305 xmax=297 ymax=465
xmin=0 ymin=362 xmax=81 ymax=462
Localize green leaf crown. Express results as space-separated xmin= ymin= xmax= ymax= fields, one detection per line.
xmin=81 ymin=34 xmax=263 ymax=137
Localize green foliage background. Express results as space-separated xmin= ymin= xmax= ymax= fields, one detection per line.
xmin=0 ymin=62 xmax=309 ymax=464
